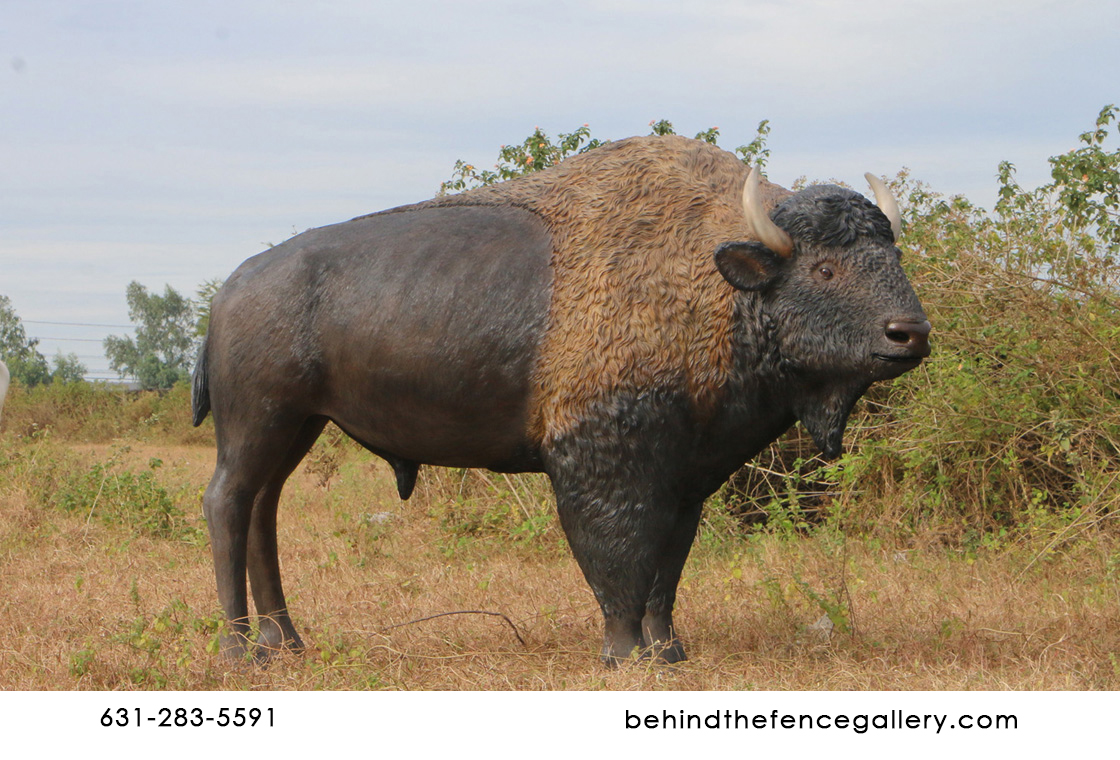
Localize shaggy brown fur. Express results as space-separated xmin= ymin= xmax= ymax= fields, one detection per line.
xmin=417 ymin=136 xmax=791 ymax=442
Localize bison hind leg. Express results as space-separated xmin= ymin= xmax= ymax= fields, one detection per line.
xmin=246 ymin=415 xmax=330 ymax=660
xmin=204 ymin=413 xmax=329 ymax=663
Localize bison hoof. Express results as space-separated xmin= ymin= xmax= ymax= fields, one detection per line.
xmin=216 ymin=632 xmax=255 ymax=664
xmin=600 ymin=646 xmax=640 ymax=669
xmin=599 ymin=640 xmax=689 ymax=668
xmin=644 ymin=639 xmax=687 ymax=664
xmin=253 ymin=624 xmax=305 ymax=664
xmin=216 ymin=623 xmax=304 ymax=665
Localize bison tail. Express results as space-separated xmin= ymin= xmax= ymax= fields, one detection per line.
xmin=191 ymin=335 xmax=212 ymax=427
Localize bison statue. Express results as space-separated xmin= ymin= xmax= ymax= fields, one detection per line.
xmin=192 ymin=135 xmax=930 ymax=664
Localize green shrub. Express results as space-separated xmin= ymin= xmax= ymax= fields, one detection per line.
xmin=738 ymin=106 xmax=1120 ymax=542
xmin=49 ymin=451 xmax=201 ymax=541
xmin=0 ymin=380 xmax=211 ymax=444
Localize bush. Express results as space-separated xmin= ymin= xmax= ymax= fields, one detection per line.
xmin=1 ymin=434 xmax=204 ymax=543
xmin=736 ymin=106 xmax=1120 ymax=542
xmin=0 ymin=380 xmax=211 ymax=444
xmin=50 ymin=453 xmax=199 ymax=541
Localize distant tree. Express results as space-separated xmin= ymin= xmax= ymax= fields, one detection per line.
xmin=733 ymin=119 xmax=772 ymax=169
xmin=0 ymin=294 xmax=51 ymax=387
xmin=50 ymin=351 xmax=87 ymax=384
xmin=648 ymin=119 xmax=772 ymax=167
xmin=104 ymin=282 xmax=195 ymax=389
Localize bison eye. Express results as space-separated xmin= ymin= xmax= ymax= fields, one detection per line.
xmin=817 ymin=265 xmax=834 ymax=281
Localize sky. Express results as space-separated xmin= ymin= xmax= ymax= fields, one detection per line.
xmin=2 ymin=0 xmax=1118 ymax=380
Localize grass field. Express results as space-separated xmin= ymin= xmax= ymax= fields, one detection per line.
xmin=2 ymin=385 xmax=1118 ymax=691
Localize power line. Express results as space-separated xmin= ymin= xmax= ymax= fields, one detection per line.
xmin=30 ymin=336 xmax=107 ymax=343
xmin=24 ymin=320 xmax=135 ymax=329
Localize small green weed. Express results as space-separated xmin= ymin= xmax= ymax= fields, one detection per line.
xmin=48 ymin=447 xmax=202 ymax=542
xmin=69 ymin=641 xmax=97 ymax=678
xmin=103 ymin=599 xmax=222 ymax=688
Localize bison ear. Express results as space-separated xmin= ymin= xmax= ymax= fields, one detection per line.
xmin=714 ymin=241 xmax=785 ymax=291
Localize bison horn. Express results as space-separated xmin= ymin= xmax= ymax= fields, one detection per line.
xmin=742 ymin=166 xmax=794 ymax=257
xmin=864 ymin=172 xmax=902 ymax=241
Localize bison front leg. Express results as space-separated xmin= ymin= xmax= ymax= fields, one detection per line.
xmin=552 ymin=481 xmax=673 ymax=665
xmin=546 ymin=411 xmax=694 ymax=666
xmin=640 ymin=499 xmax=703 ymax=663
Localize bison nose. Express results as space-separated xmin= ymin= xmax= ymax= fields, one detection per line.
xmin=882 ymin=320 xmax=927 ymax=358
xmin=884 ymin=319 xmax=931 ymax=357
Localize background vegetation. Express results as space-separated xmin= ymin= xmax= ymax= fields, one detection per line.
xmin=0 ymin=107 xmax=1117 ymax=689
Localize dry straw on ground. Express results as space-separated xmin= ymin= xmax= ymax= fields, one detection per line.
xmin=2 ymin=422 xmax=1119 ymax=691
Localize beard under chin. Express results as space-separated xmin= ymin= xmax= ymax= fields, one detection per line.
xmin=790 ymin=378 xmax=871 ymax=459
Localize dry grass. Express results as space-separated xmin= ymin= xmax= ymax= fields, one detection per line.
xmin=2 ymin=428 xmax=1119 ymax=691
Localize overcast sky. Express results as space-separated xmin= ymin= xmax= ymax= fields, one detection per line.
xmin=3 ymin=0 xmax=1118 ymax=379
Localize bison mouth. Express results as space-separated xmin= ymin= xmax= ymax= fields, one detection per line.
xmin=871 ymin=351 xmax=924 ymax=379
xmin=872 ymin=352 xmax=924 ymax=365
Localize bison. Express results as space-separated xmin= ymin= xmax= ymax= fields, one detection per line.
xmin=192 ymin=135 xmax=929 ymax=664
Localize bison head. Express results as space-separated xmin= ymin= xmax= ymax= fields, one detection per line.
xmin=715 ymin=168 xmax=930 ymax=457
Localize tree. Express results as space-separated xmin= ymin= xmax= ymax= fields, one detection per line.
xmin=439 ymin=124 xmax=604 ymax=195
xmin=1046 ymin=103 xmax=1120 ymax=256
xmin=51 ymin=351 xmax=87 ymax=385
xmin=440 ymin=119 xmax=773 ymax=195
xmin=104 ymin=282 xmax=195 ymax=389
xmin=0 ymin=294 xmax=51 ymax=387
xmin=991 ymin=103 xmax=1119 ymax=292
